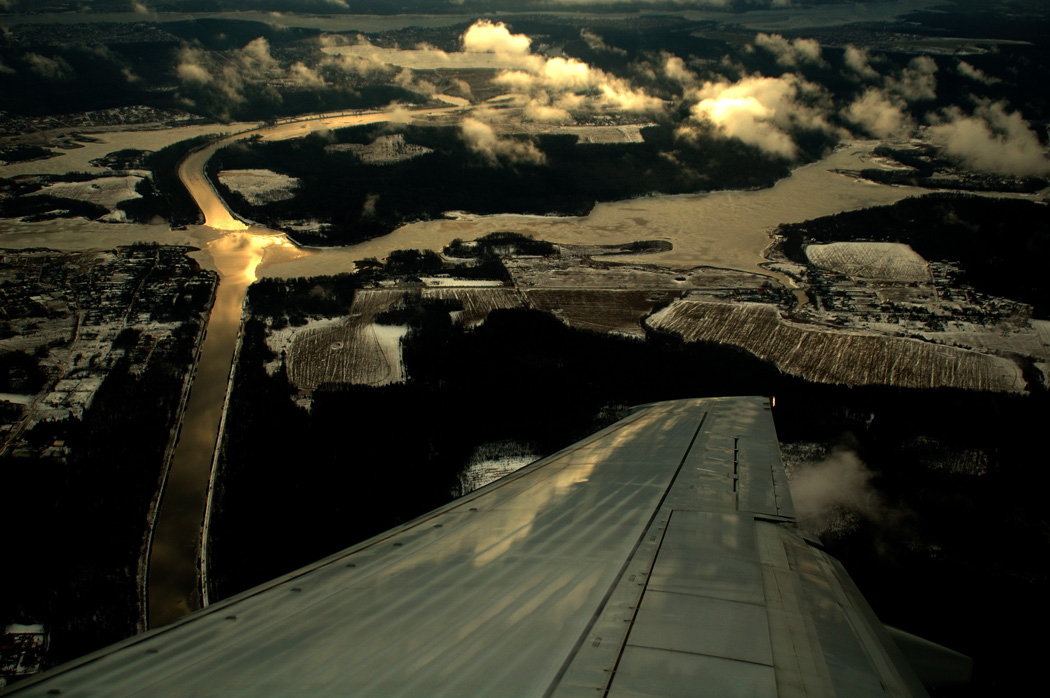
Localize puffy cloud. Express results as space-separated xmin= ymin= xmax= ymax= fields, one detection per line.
xmin=462 ymin=20 xmax=532 ymax=56
xmin=524 ymin=102 xmax=571 ymax=122
xmin=843 ymin=87 xmax=913 ymax=138
xmin=788 ymin=448 xmax=885 ymax=534
xmin=926 ymin=100 xmax=1050 ymax=176
xmin=476 ymin=20 xmax=662 ymax=116
xmin=290 ymin=61 xmax=326 ymax=87
xmin=176 ymin=52 xmax=214 ymax=86
xmin=580 ymin=28 xmax=627 ymax=56
xmin=460 ymin=117 xmax=546 ymax=166
xmin=239 ymin=37 xmax=280 ymax=74
xmin=321 ymin=45 xmax=394 ymax=78
xmin=843 ymin=45 xmax=879 ymax=80
xmin=687 ymin=74 xmax=837 ymax=159
xmin=175 ymin=41 xmax=290 ymax=116
xmin=0 ymin=58 xmax=15 ymax=76
xmin=131 ymin=1 xmax=151 ymax=14
xmin=754 ymin=33 xmax=824 ymax=68
xmin=957 ymin=60 xmax=1000 ymax=85
xmin=25 ymin=53 xmax=74 ymax=80
xmin=662 ymin=54 xmax=698 ymax=87
xmin=887 ymin=55 xmax=937 ymax=102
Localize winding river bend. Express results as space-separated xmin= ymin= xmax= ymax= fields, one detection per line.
xmin=143 ymin=110 xmax=967 ymax=627
xmin=145 ymin=108 xmax=457 ymax=627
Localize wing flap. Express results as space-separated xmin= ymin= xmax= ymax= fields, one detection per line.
xmin=5 ymin=397 xmax=933 ymax=698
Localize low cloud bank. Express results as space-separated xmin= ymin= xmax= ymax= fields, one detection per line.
xmin=459 ymin=117 xmax=546 ymax=166
xmin=788 ymin=447 xmax=884 ymax=534
xmin=926 ymin=99 xmax=1050 ymax=176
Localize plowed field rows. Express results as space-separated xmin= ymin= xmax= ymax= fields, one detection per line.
xmin=422 ymin=287 xmax=525 ymax=327
xmin=286 ymin=289 xmax=405 ymax=389
xmin=805 ymin=242 xmax=930 ymax=283
xmin=647 ymin=300 xmax=1024 ymax=392
xmin=526 ymin=289 xmax=680 ymax=337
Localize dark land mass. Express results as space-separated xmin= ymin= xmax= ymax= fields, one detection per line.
xmin=845 ymin=144 xmax=1048 ymax=193
xmin=209 ymin=272 xmax=1047 ymax=698
xmin=777 ymin=194 xmax=1050 ymax=317
xmin=0 ymin=136 xmax=212 ymax=227
xmin=0 ymin=247 xmax=216 ymax=673
xmin=0 ymin=16 xmax=426 ymax=123
xmin=207 ymin=122 xmax=796 ymax=246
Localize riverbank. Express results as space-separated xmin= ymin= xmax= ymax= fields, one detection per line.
xmin=199 ymin=299 xmax=249 ymax=609
xmin=136 ymin=274 xmax=217 ymax=631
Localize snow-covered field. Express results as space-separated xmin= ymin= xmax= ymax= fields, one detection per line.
xmin=264 ymin=316 xmax=346 ymax=376
xmin=555 ymin=124 xmax=650 ymax=144
xmin=423 ymin=287 xmax=524 ymax=327
xmin=453 ymin=441 xmax=538 ymax=496
xmin=28 ymin=176 xmax=144 ymax=222
xmin=217 ymin=169 xmax=299 ymax=206
xmin=276 ymin=289 xmax=408 ymax=389
xmin=325 ymin=134 xmax=432 ymax=165
xmin=420 ymin=277 xmax=504 ymax=288
xmin=647 ymin=300 xmax=1025 ymax=392
xmin=805 ymin=242 xmax=931 ymax=283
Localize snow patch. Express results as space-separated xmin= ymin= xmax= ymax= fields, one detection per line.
xmin=806 ymin=242 xmax=930 ymax=283
xmin=325 ymin=134 xmax=432 ymax=165
xmin=217 ymin=169 xmax=299 ymax=206
xmin=30 ymin=176 xmax=143 ymax=209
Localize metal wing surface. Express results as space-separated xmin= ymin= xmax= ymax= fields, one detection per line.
xmin=4 ymin=396 xmax=932 ymax=697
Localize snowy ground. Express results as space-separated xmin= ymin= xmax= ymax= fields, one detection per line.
xmin=455 ymin=455 xmax=536 ymax=496
xmin=263 ymin=316 xmax=347 ymax=376
xmin=30 ymin=176 xmax=143 ymax=209
xmin=217 ymin=169 xmax=299 ymax=206
xmin=325 ymin=134 xmax=432 ymax=165
xmin=420 ymin=277 xmax=504 ymax=287
xmin=554 ymin=124 xmax=650 ymax=144
xmin=647 ymin=299 xmax=1026 ymax=392
xmin=805 ymin=242 xmax=931 ymax=284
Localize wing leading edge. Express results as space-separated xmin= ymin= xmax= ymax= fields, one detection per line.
xmin=4 ymin=397 xmax=941 ymax=697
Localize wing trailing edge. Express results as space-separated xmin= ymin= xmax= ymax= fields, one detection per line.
xmin=3 ymin=397 xmax=955 ymax=697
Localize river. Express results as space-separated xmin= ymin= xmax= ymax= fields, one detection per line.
xmin=0 ymin=107 xmax=1031 ymax=629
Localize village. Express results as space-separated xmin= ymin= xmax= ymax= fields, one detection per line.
xmin=0 ymin=245 xmax=215 ymax=460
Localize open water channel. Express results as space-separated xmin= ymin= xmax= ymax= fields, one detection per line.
xmin=0 ymin=106 xmax=1016 ymax=628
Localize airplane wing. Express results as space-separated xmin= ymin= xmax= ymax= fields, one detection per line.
xmin=3 ymin=396 xmax=963 ymax=697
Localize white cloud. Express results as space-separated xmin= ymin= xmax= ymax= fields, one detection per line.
xmin=788 ymin=447 xmax=884 ymax=535
xmin=926 ymin=100 xmax=1050 ymax=176
xmin=176 ymin=53 xmax=214 ymax=86
xmin=754 ymin=33 xmax=824 ymax=68
xmin=843 ymin=87 xmax=913 ymax=138
xmin=460 ymin=117 xmax=546 ymax=166
xmin=25 ymin=53 xmax=73 ymax=80
xmin=843 ymin=45 xmax=879 ymax=80
xmin=580 ymin=28 xmax=627 ymax=56
xmin=957 ymin=60 xmax=1000 ymax=85
xmin=290 ymin=61 xmax=326 ymax=87
xmin=687 ymin=74 xmax=837 ymax=159
xmin=239 ymin=37 xmax=280 ymax=74
xmin=462 ymin=20 xmax=532 ymax=56
xmin=467 ymin=20 xmax=662 ymax=116
xmin=662 ymin=54 xmax=697 ymax=87
xmin=887 ymin=55 xmax=938 ymax=102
